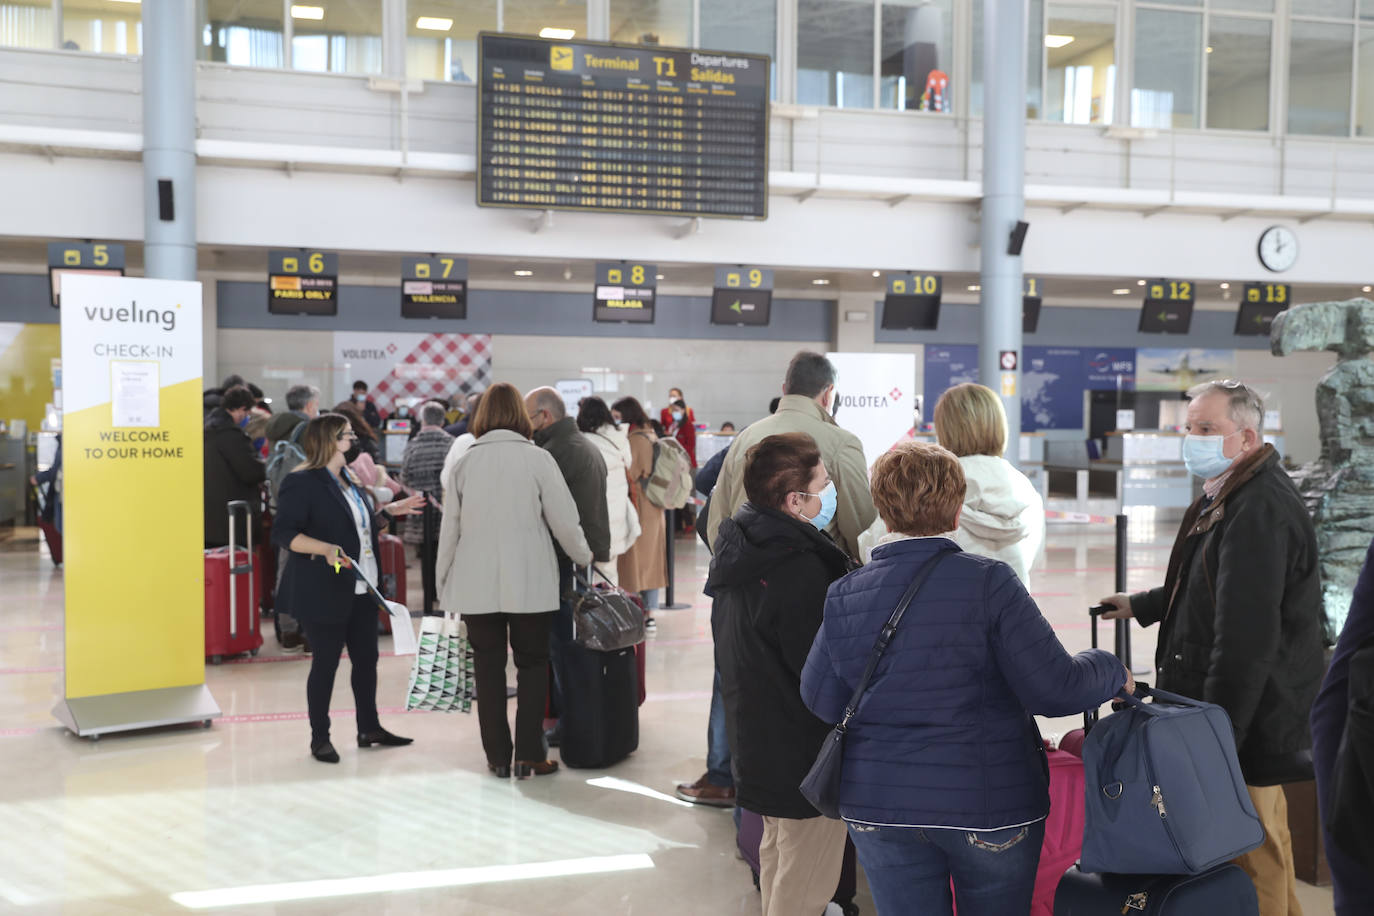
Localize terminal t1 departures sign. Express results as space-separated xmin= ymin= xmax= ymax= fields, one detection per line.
xmin=1236 ymin=282 xmax=1289 ymax=336
xmin=48 ymin=241 xmax=125 ymax=308
xmin=268 ymin=250 xmax=338 ymax=315
xmin=1139 ymin=279 xmax=1194 ymax=334
xmin=477 ymin=34 xmax=770 ymax=219
xmin=594 ymin=261 xmax=656 ymax=323
xmin=402 ymin=256 xmax=468 ymax=320
xmin=712 ymin=266 xmax=773 ymax=326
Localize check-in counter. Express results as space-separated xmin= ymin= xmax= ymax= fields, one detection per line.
xmin=1103 ymin=430 xmax=1286 ymax=512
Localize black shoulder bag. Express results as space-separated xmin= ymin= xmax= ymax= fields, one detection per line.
xmin=800 ymin=550 xmax=949 ymax=819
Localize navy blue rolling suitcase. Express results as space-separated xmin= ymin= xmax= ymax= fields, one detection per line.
xmin=1055 ymin=863 xmax=1259 ymax=915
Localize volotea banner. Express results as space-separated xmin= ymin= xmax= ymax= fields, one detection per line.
xmin=58 ymin=275 xmax=214 ymax=724
xmin=332 ymin=332 xmax=492 ymax=410
xmin=826 ymin=352 xmax=918 ymax=472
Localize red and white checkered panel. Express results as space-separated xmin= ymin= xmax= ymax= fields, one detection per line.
xmin=371 ymin=334 xmax=492 ymax=406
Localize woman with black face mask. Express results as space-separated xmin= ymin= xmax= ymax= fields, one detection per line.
xmin=273 ymin=413 xmax=427 ymax=763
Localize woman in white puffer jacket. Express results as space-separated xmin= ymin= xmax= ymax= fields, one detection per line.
xmin=576 ymin=396 xmax=642 ymax=584
xmin=932 ymin=382 xmax=1045 ymax=586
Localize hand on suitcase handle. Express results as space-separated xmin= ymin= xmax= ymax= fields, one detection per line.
xmin=1095 ymin=595 xmax=1133 ymax=620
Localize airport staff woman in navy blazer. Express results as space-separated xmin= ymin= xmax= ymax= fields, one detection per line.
xmin=274 ymin=412 xmax=426 ymax=763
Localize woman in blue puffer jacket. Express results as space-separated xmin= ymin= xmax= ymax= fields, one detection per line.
xmin=801 ymin=441 xmax=1129 ymax=916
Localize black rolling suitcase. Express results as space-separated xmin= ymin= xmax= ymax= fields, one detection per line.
xmin=558 ymin=642 xmax=639 ymax=769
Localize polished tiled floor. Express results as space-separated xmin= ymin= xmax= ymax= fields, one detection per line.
xmin=0 ymin=519 xmax=1335 ymax=914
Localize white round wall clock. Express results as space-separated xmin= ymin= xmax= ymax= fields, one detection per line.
xmin=1258 ymin=226 xmax=1298 ymax=273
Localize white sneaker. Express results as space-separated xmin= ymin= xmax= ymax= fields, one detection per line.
xmin=824 ymin=903 xmax=844 ymax=916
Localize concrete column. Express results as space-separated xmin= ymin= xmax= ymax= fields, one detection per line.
xmin=141 ymin=0 xmax=197 ymax=281
xmin=978 ymin=0 xmax=1027 ymax=461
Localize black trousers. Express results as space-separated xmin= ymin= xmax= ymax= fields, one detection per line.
xmin=463 ymin=611 xmax=554 ymax=766
xmin=303 ymin=592 xmax=381 ymax=742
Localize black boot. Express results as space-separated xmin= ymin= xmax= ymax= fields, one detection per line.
xmin=357 ymin=727 xmax=413 ymax=748
xmin=311 ymin=739 xmax=340 ymax=763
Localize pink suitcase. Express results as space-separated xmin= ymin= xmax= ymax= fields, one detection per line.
xmin=204 ymin=500 xmax=263 ymax=664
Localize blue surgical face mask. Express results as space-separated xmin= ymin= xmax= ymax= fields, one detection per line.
xmin=671 ymin=410 xmax=684 ymax=422
xmin=1183 ymin=431 xmax=1241 ymax=479
xmin=800 ymin=481 xmax=837 ymax=530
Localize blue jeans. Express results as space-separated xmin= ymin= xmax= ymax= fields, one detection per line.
xmin=639 ymin=589 xmax=660 ymax=611
xmin=847 ymin=820 xmax=1045 ymax=916
xmin=706 ymin=666 xmax=733 ymax=788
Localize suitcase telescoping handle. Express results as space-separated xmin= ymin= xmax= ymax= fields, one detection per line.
xmin=1084 ymin=604 xmax=1150 ymax=732
xmin=226 ymin=500 xmax=254 ymax=640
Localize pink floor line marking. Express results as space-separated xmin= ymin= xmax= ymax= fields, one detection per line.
xmin=0 ymin=666 xmax=62 ymax=675
xmin=0 ymin=624 xmax=64 ymax=632
xmin=651 ymin=637 xmax=714 ymax=647
xmin=0 ymin=728 xmax=39 ymax=738
xmin=1039 ymin=565 xmax=1167 ymax=574
xmin=217 ymin=705 xmax=413 ymax=725
xmin=219 ymin=651 xmax=401 ymax=665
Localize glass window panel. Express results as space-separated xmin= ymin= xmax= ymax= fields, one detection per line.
xmin=1206 ymin=15 xmax=1270 ymax=131
xmin=700 ymin=0 xmax=775 ymax=98
xmin=700 ymin=0 xmax=774 ymax=54
xmin=1363 ymin=0 xmax=1374 ymax=20
xmin=0 ymin=1 xmax=53 ymax=50
xmin=1213 ymin=0 xmax=1273 ymax=10
xmin=62 ymin=0 xmax=140 ymax=55
xmin=609 ymin=0 xmax=691 ymax=47
xmin=502 ymin=0 xmax=587 ymax=39
xmin=1288 ymin=20 xmax=1353 ymax=136
xmin=405 ymin=0 xmax=494 ymax=82
xmin=1045 ymin=4 xmax=1115 ymax=125
xmin=970 ymin=0 xmax=1044 ymax=118
xmin=1131 ymin=8 xmax=1201 ymax=129
xmin=290 ymin=0 xmax=381 ymax=74
xmin=797 ymin=0 xmax=874 ymax=108
xmin=1356 ymin=26 xmax=1374 ymax=134
xmin=199 ymin=0 xmax=283 ymax=68
xmin=879 ymin=0 xmax=953 ymax=111
xmin=1291 ymin=0 xmax=1354 ymax=16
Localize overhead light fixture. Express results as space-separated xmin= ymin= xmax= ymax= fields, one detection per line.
xmin=812 ymin=278 xmax=830 ymax=286
xmin=109 ymin=0 xmax=142 ymax=4
xmin=415 ymin=16 xmax=453 ymax=31
xmin=871 ymin=270 xmax=881 ymax=278
xmin=1205 ymin=46 xmax=1214 ymax=54
xmin=1112 ymin=288 xmax=1132 ymax=295
xmin=967 ymin=284 xmax=981 ymax=292
xmin=1364 ymin=286 xmax=1372 ymax=293
xmin=1044 ymin=34 xmax=1075 ymax=49
xmin=1137 ymin=279 xmax=1146 ymax=286
xmin=514 ymin=269 xmax=533 ymax=277
xmin=290 ymin=5 xmax=324 ymax=20
xmin=562 ymin=266 xmax=573 ymax=281
xmin=655 ymin=274 xmax=664 ymax=280
xmin=1219 ymin=282 xmax=1230 ymax=289
xmin=539 ymin=27 xmax=576 ymax=39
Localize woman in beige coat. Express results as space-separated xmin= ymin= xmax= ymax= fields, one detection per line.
xmin=612 ymin=397 xmax=667 ymax=610
xmin=437 ymin=383 xmax=592 ymax=779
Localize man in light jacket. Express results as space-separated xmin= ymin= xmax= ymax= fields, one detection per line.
xmin=706 ymin=352 xmax=876 ymax=561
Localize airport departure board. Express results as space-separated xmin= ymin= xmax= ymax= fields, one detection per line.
xmin=477 ymin=33 xmax=770 ymax=220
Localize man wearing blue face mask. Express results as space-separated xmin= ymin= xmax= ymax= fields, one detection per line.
xmin=1101 ymin=379 xmax=1323 ymax=916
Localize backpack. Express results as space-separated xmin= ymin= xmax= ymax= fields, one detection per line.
xmin=266 ymin=421 xmax=308 ymax=507
xmin=642 ymin=435 xmax=695 ymax=510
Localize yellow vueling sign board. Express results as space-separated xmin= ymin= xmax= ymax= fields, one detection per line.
xmin=59 ymin=275 xmax=205 ymax=700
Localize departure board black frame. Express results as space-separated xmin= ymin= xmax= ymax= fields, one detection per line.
xmin=1235 ymin=282 xmax=1289 ymax=336
xmin=477 ymin=33 xmax=770 ymax=220
xmin=1138 ymin=279 xmax=1194 ymax=334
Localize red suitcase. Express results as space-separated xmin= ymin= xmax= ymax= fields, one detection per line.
xmin=376 ymin=532 xmax=406 ymax=633
xmin=205 ymin=500 xmax=263 ymax=664
xmin=37 ymin=519 xmax=63 ymax=566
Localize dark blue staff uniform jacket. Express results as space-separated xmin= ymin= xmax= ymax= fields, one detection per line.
xmin=272 ymin=467 xmax=382 ymax=628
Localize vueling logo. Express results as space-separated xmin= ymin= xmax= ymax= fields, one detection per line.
xmin=84 ymin=299 xmax=178 ymax=331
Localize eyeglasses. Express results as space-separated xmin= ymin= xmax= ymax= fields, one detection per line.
xmin=1216 ymin=379 xmax=1244 ymax=389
